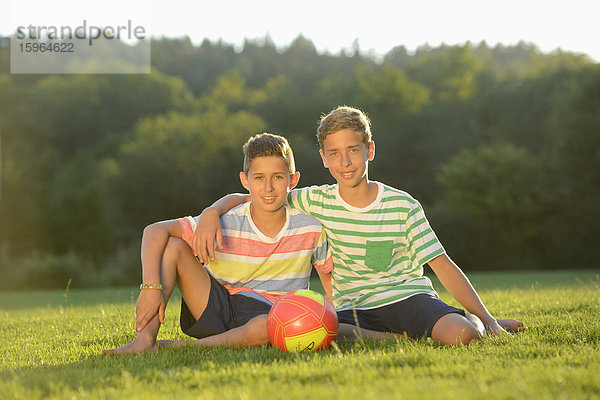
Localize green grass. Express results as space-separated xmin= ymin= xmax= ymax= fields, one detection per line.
xmin=1 ymin=270 xmax=599 ymax=400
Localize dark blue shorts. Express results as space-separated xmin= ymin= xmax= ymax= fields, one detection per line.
xmin=180 ymin=272 xmax=272 ymax=339
xmin=337 ymin=293 xmax=465 ymax=339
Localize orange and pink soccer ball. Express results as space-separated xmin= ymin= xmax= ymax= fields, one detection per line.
xmin=267 ymin=289 xmax=338 ymax=352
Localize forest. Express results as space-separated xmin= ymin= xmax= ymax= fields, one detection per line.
xmin=0 ymin=35 xmax=598 ymax=289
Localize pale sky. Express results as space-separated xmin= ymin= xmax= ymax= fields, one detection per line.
xmin=3 ymin=0 xmax=599 ymax=62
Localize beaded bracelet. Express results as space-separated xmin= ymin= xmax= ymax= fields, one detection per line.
xmin=139 ymin=283 xmax=163 ymax=290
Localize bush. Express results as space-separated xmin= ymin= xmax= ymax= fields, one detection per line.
xmin=0 ymin=240 xmax=145 ymax=290
xmin=0 ymin=245 xmax=97 ymax=290
xmin=97 ymin=241 xmax=141 ymax=287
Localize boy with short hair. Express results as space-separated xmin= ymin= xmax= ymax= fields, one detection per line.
xmin=195 ymin=107 xmax=524 ymax=346
xmin=104 ymin=133 xmax=333 ymax=354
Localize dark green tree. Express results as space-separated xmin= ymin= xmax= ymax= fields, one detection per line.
xmin=551 ymin=66 xmax=600 ymax=267
xmin=435 ymin=143 xmax=550 ymax=269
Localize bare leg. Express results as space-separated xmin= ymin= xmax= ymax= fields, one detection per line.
xmin=104 ymin=237 xmax=212 ymax=354
xmin=431 ymin=313 xmax=485 ymax=346
xmin=338 ymin=314 xmax=485 ymax=345
xmin=158 ymin=314 xmax=270 ymax=348
xmin=337 ymin=323 xmax=406 ymax=341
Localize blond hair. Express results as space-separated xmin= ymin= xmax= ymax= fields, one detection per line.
xmin=242 ymin=133 xmax=296 ymax=174
xmin=316 ymin=106 xmax=372 ymax=148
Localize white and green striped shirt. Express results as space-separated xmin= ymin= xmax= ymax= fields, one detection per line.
xmin=288 ymin=182 xmax=445 ymax=311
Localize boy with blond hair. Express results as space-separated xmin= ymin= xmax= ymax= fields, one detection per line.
xmin=104 ymin=133 xmax=333 ymax=354
xmin=194 ymin=107 xmax=524 ymax=346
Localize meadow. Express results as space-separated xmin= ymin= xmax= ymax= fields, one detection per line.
xmin=1 ymin=270 xmax=599 ymax=400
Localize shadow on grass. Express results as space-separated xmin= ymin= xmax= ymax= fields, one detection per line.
xmin=0 ymin=338 xmax=416 ymax=397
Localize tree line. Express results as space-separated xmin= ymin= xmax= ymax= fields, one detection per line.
xmin=0 ymin=36 xmax=598 ymax=289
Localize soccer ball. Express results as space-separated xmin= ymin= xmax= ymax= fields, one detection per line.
xmin=267 ymin=289 xmax=338 ymax=352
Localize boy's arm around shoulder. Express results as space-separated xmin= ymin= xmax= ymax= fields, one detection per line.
xmin=311 ymin=225 xmax=334 ymax=305
xmin=193 ymin=193 xmax=251 ymax=264
xmin=136 ymin=219 xmax=182 ymax=333
xmin=427 ymin=253 xmax=507 ymax=335
xmin=316 ymin=270 xmax=333 ymax=306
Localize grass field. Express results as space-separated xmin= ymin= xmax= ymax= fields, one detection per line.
xmin=1 ymin=270 xmax=599 ymax=400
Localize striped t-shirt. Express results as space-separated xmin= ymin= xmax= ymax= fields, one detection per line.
xmin=178 ymin=202 xmax=333 ymax=304
xmin=288 ymin=182 xmax=445 ymax=311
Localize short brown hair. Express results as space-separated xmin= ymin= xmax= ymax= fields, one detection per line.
xmin=242 ymin=133 xmax=296 ymax=174
xmin=317 ymin=106 xmax=372 ymax=149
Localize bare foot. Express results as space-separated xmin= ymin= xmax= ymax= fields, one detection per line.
xmin=497 ymin=318 xmax=526 ymax=333
xmin=103 ymin=335 xmax=157 ymax=355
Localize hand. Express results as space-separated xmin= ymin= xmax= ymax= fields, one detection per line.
xmin=193 ymin=207 xmax=224 ymax=265
xmin=485 ymin=319 xmax=509 ymax=337
xmin=135 ymin=289 xmax=165 ymax=333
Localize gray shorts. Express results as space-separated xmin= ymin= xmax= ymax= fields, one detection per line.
xmin=337 ymin=293 xmax=465 ymax=339
xmin=180 ymin=272 xmax=272 ymax=339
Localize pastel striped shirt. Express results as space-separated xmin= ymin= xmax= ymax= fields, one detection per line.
xmin=288 ymin=182 xmax=445 ymax=311
xmin=178 ymin=202 xmax=332 ymax=304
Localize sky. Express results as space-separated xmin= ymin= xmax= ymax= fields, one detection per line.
xmin=3 ymin=0 xmax=599 ymax=62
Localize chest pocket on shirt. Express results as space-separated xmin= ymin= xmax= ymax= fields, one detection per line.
xmin=364 ymin=240 xmax=394 ymax=271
